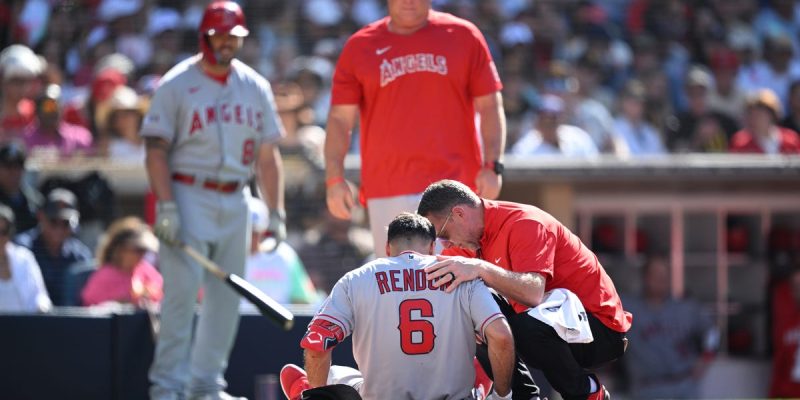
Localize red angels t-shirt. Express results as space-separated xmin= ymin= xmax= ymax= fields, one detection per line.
xmin=448 ymin=200 xmax=632 ymax=333
xmin=331 ymin=11 xmax=502 ymax=200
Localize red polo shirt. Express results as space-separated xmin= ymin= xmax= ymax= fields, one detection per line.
xmin=448 ymin=200 xmax=632 ymax=333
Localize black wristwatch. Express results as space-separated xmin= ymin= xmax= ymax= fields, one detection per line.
xmin=484 ymin=160 xmax=505 ymax=175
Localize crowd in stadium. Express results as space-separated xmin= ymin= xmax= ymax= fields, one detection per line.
xmin=1 ymin=0 xmax=800 ymax=159
xmin=1 ymin=0 xmax=800 ymax=398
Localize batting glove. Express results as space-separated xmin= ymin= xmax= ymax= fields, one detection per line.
xmin=268 ymin=208 xmax=287 ymax=245
xmin=155 ymin=201 xmax=181 ymax=245
xmin=486 ymin=389 xmax=512 ymax=400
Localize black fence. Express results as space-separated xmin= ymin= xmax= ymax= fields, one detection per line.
xmin=0 ymin=309 xmax=356 ymax=400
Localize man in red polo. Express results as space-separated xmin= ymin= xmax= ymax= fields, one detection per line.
xmin=418 ymin=179 xmax=631 ymax=400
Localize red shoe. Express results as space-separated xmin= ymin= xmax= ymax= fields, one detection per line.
xmin=586 ymin=385 xmax=610 ymax=400
xmin=280 ymin=364 xmax=310 ymax=400
xmin=473 ymin=357 xmax=493 ymax=399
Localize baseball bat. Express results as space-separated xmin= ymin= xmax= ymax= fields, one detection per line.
xmin=178 ymin=242 xmax=294 ymax=330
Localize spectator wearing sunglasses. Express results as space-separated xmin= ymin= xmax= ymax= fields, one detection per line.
xmin=23 ymin=84 xmax=93 ymax=159
xmin=15 ymin=188 xmax=92 ymax=306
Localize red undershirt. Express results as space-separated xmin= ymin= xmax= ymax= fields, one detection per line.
xmin=202 ymin=67 xmax=229 ymax=85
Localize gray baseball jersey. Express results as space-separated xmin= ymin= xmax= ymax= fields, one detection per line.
xmin=142 ymin=55 xmax=285 ymax=395
xmin=313 ymin=251 xmax=505 ymax=400
xmin=140 ymin=56 xmax=283 ymax=181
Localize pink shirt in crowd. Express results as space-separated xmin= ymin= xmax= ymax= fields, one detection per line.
xmin=81 ymin=260 xmax=163 ymax=306
xmin=23 ymin=121 xmax=93 ymax=157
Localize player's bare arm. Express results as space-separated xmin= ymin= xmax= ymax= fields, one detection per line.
xmin=303 ymin=349 xmax=332 ymax=389
xmin=255 ymin=142 xmax=284 ymax=212
xmin=144 ymin=137 xmax=174 ymax=202
xmin=474 ymin=91 xmax=506 ymax=200
xmin=324 ymin=104 xmax=359 ymax=219
xmin=425 ymin=255 xmax=545 ymax=307
xmin=484 ymin=317 xmax=515 ymax=397
xmin=299 ymin=318 xmax=345 ymax=389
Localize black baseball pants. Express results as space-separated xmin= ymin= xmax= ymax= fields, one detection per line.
xmin=477 ymin=293 xmax=627 ymax=400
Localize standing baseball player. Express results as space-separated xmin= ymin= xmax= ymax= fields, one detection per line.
xmin=279 ymin=213 xmax=515 ymax=400
xmin=324 ymin=0 xmax=506 ymax=257
xmin=141 ymin=2 xmax=286 ymax=399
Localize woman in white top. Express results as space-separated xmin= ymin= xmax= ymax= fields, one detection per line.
xmin=0 ymin=205 xmax=51 ymax=313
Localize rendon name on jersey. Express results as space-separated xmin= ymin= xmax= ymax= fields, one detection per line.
xmin=374 ymin=267 xmax=450 ymax=295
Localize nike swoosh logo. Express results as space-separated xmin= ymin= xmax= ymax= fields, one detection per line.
xmin=494 ymin=257 xmax=502 ymax=263
xmin=376 ymin=46 xmax=391 ymax=55
xmin=189 ymin=86 xmax=200 ymax=94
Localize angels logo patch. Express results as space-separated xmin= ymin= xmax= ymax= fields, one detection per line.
xmin=380 ymin=53 xmax=448 ymax=87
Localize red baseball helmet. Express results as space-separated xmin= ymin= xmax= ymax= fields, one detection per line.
xmin=199 ymin=1 xmax=249 ymax=64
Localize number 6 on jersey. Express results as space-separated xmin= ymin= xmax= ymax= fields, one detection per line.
xmin=398 ymin=299 xmax=436 ymax=354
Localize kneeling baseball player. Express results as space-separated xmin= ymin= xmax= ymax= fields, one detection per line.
xmin=280 ymin=213 xmax=515 ymax=400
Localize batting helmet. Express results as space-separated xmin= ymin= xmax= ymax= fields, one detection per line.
xmin=199 ymin=1 xmax=249 ymax=65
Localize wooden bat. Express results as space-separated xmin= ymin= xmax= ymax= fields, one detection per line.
xmin=178 ymin=242 xmax=294 ymax=330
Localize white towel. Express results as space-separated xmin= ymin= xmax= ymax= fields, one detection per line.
xmin=527 ymin=288 xmax=593 ymax=343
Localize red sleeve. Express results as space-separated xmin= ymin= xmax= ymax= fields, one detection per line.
xmin=465 ymin=23 xmax=502 ymax=98
xmin=507 ymin=220 xmax=556 ymax=281
xmin=330 ymin=37 xmax=363 ymax=105
xmin=442 ymin=247 xmax=477 ymax=257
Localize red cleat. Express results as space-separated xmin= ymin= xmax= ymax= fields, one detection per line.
xmin=586 ymin=385 xmax=611 ymax=400
xmin=280 ymin=364 xmax=310 ymax=400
